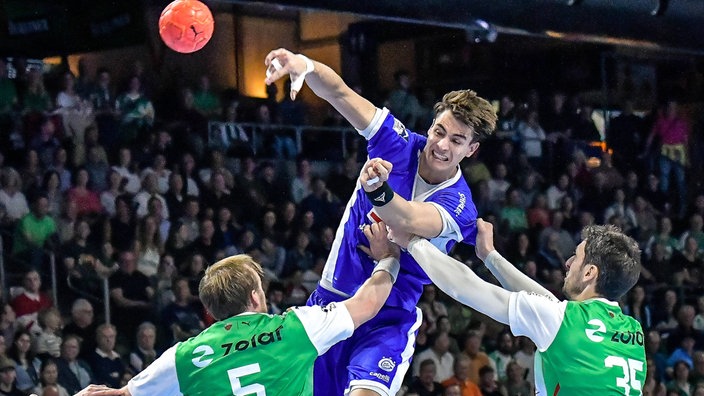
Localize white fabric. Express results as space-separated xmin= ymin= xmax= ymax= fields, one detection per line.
xmin=507 ymin=291 xmax=566 ymax=352
xmin=356 ymin=107 xmax=389 ymax=140
xmin=128 ymin=345 xmax=181 ymax=396
xmin=484 ymin=250 xmax=556 ymax=297
xmin=293 ymin=303 xmax=354 ymax=355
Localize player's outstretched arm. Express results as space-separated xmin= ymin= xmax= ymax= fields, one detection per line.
xmin=343 ymin=221 xmax=400 ymax=329
xmin=475 ymin=219 xmax=556 ymax=297
xmin=264 ymin=48 xmax=376 ymax=130
xmin=361 ymin=158 xmax=444 ymax=239
xmin=72 ymin=384 xmax=130 ymax=396
xmin=390 ymin=231 xmax=510 ymax=324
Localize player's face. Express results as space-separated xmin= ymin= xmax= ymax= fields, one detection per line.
xmin=562 ymin=241 xmax=588 ymax=299
xmin=422 ymin=110 xmax=479 ymax=183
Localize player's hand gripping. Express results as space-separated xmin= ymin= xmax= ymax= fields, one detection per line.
xmin=359 ymin=158 xmax=393 ymax=192
xmin=358 ymin=221 xmax=400 ymax=262
xmin=264 ymin=48 xmax=312 ymax=100
xmin=474 ymin=218 xmax=496 ymax=261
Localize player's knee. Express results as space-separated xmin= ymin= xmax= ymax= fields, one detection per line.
xmin=348 ymin=387 xmax=387 ymax=396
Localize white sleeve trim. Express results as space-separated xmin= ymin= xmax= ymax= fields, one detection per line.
xmin=428 ymin=202 xmax=462 ymax=241
xmin=127 ymin=345 xmax=181 ymax=396
xmin=293 ymin=303 xmax=355 ymax=355
xmin=508 ymin=291 xmax=566 ymax=352
xmin=356 ymin=107 xmax=388 ymax=140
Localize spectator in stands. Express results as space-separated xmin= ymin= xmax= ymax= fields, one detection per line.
xmin=99 ymin=169 xmax=125 ymax=218
xmin=645 ymin=99 xmax=689 ymax=219
xmin=187 ymin=218 xmax=222 ymax=265
xmin=48 ymin=148 xmax=72 ymax=193
xmin=128 ymin=322 xmax=159 ymax=374
xmin=21 ymin=67 xmax=52 ymax=116
xmin=215 ymin=99 xmax=252 ymax=158
xmin=477 ymin=365 xmax=502 ymax=396
xmin=0 ymin=168 xmax=29 ymax=225
xmin=12 ymin=193 xmax=57 ymax=272
xmin=66 ymin=168 xmax=103 ymax=219
xmin=88 ymin=324 xmax=125 ymax=389
xmin=164 ymin=221 xmax=191 ymax=268
xmin=163 ymin=173 xmax=186 ymax=222
xmin=0 ymin=354 xmax=23 ymax=396
xmin=192 ymin=74 xmax=220 ymax=118
xmin=62 ymin=299 xmax=97 ymax=361
xmin=177 ymin=152 xmax=200 ymax=197
xmin=34 ymin=307 xmax=62 ymax=359
xmin=666 ymin=360 xmax=692 ymax=396
xmin=689 ymin=351 xmax=704 ymax=388
xmin=7 ymin=329 xmax=40 ymax=392
xmin=570 ymin=103 xmax=601 ymax=142
xmin=440 ymin=354 xmax=481 ymax=396
xmin=326 ymin=156 xmax=360 ymax=204
xmin=666 ymin=335 xmax=696 ymax=372
xmin=487 ymin=163 xmax=510 ymax=210
xmin=115 ymin=75 xmax=154 ymax=146
xmin=516 ymin=110 xmax=546 ymax=171
xmin=622 ymin=285 xmax=653 ymax=330
xmin=407 ymin=359 xmax=444 ymax=396
xmin=32 ymin=359 xmax=69 ymax=396
xmin=133 ymin=214 xmax=163 ymax=279
xmin=642 ymin=357 xmax=667 ymax=396
xmin=161 ymin=277 xmax=204 ymax=346
xmin=111 ymin=148 xmax=141 ymax=195
xmin=499 ymin=360 xmax=532 ymax=396
xmin=632 ymin=195 xmax=658 ymax=245
xmin=608 ymin=99 xmax=646 ymax=172
xmin=666 ymin=305 xmax=704 ymax=353
xmin=499 ymin=188 xmax=529 ymax=234
xmin=679 ymin=214 xmax=704 ymax=252
xmin=89 ymin=68 xmax=118 ymax=148
xmin=413 ymin=331 xmax=454 ymax=383
xmin=197 ymin=149 xmax=234 ymax=190
xmin=299 ymin=177 xmax=339 ymax=232
xmin=109 ymin=250 xmax=154 ymax=345
xmin=56 ymin=334 xmax=93 ymax=395
xmin=671 ymin=236 xmax=703 ymax=289
xmin=105 ymin=195 xmax=136 ymax=253
xmin=201 ymin=171 xmax=232 ymax=219
xmin=603 ymin=188 xmax=638 ymax=235
xmin=0 ymin=304 xmax=16 ymax=347
xmin=489 ymin=329 xmax=516 ymax=382
xmin=291 ymin=157 xmax=312 ymax=204
xmin=39 ymin=171 xmax=63 ymax=220
xmin=513 ymin=336 xmax=535 ymax=388
xmin=459 ymin=331 xmax=494 ymax=385
xmin=20 ymin=149 xmax=43 ymax=194
xmin=385 ymin=69 xmax=421 ymax=130
xmin=133 ymin=173 xmax=167 ymax=221
xmin=180 ymin=253 xmax=206 ymax=297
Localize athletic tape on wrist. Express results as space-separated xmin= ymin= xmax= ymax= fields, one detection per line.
xmin=365 ymin=182 xmax=395 ymax=207
xmin=373 ymin=257 xmax=400 ymax=283
xmin=290 ymin=54 xmax=314 ymax=94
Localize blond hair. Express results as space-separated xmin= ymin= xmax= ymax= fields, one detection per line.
xmin=199 ymin=254 xmax=264 ymax=320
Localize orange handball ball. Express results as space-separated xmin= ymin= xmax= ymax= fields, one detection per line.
xmin=159 ymin=0 xmax=214 ymax=53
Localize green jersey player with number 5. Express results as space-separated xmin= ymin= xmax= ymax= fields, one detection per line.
xmin=73 ymin=222 xmax=400 ymax=396
xmin=388 ymin=218 xmax=645 ymax=395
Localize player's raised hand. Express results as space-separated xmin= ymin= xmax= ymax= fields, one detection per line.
xmin=359 ymin=158 xmax=393 ymax=192
xmin=264 ymin=48 xmax=312 ymax=100
xmin=358 ymin=221 xmax=399 ymax=261
xmin=474 ymin=218 xmax=496 ymax=261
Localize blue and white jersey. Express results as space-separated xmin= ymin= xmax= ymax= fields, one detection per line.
xmin=320 ymin=108 xmax=478 ymax=312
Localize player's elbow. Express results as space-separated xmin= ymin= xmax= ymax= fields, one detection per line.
xmin=347 ymin=297 xmax=384 ymax=329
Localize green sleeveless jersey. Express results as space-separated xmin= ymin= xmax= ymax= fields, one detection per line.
xmin=125 ymin=304 xmax=354 ymax=396
xmin=508 ymin=293 xmax=646 ymax=395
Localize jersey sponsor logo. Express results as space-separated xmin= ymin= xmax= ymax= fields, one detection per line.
xmin=454 ymin=192 xmax=466 ymax=216
xmin=191 ymin=344 xmax=215 ymax=368
xmin=392 ymin=119 xmax=409 ymax=141
xmin=610 ymin=330 xmax=644 ymax=346
xmin=585 ymin=319 xmax=607 ymax=342
xmin=369 ymin=371 xmax=391 ymax=382
xmin=220 ymin=325 xmax=284 ymax=356
xmin=378 ymin=357 xmax=396 ymax=372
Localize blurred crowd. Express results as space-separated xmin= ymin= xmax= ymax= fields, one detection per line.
xmin=0 ymin=56 xmax=702 ymax=396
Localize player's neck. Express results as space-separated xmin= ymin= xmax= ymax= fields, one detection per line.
xmin=418 ymin=157 xmax=454 ymax=184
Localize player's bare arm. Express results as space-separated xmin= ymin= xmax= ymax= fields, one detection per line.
xmin=360 ymin=158 xmax=444 ymax=238
xmin=475 ymin=219 xmax=555 ymax=297
xmin=73 ymin=384 xmax=131 ymax=396
xmin=264 ymin=48 xmax=376 ymax=130
xmin=344 ymin=221 xmax=400 ymax=329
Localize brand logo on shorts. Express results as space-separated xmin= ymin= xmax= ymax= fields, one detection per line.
xmin=369 ymin=372 xmax=390 ymax=382
xmin=378 ymin=357 xmax=396 ymax=372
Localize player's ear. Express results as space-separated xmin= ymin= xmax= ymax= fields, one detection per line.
xmin=584 ymin=263 xmax=598 ymax=281
xmin=465 ymin=141 xmax=480 ymax=158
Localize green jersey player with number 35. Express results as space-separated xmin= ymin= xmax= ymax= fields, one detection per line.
xmin=73 ymin=222 xmax=400 ymax=396
xmin=387 ymin=218 xmax=645 ymax=395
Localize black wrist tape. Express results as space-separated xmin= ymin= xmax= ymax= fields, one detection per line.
xmin=365 ymin=182 xmax=395 ymax=207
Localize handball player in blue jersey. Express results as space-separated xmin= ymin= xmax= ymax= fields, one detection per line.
xmin=265 ymin=48 xmax=497 ymax=396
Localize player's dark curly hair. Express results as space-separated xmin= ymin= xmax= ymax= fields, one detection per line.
xmin=582 ymin=224 xmax=641 ymax=300
xmin=433 ymin=90 xmax=497 ymax=143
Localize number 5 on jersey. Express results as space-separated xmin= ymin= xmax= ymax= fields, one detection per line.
xmin=228 ymin=363 xmax=266 ymax=395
